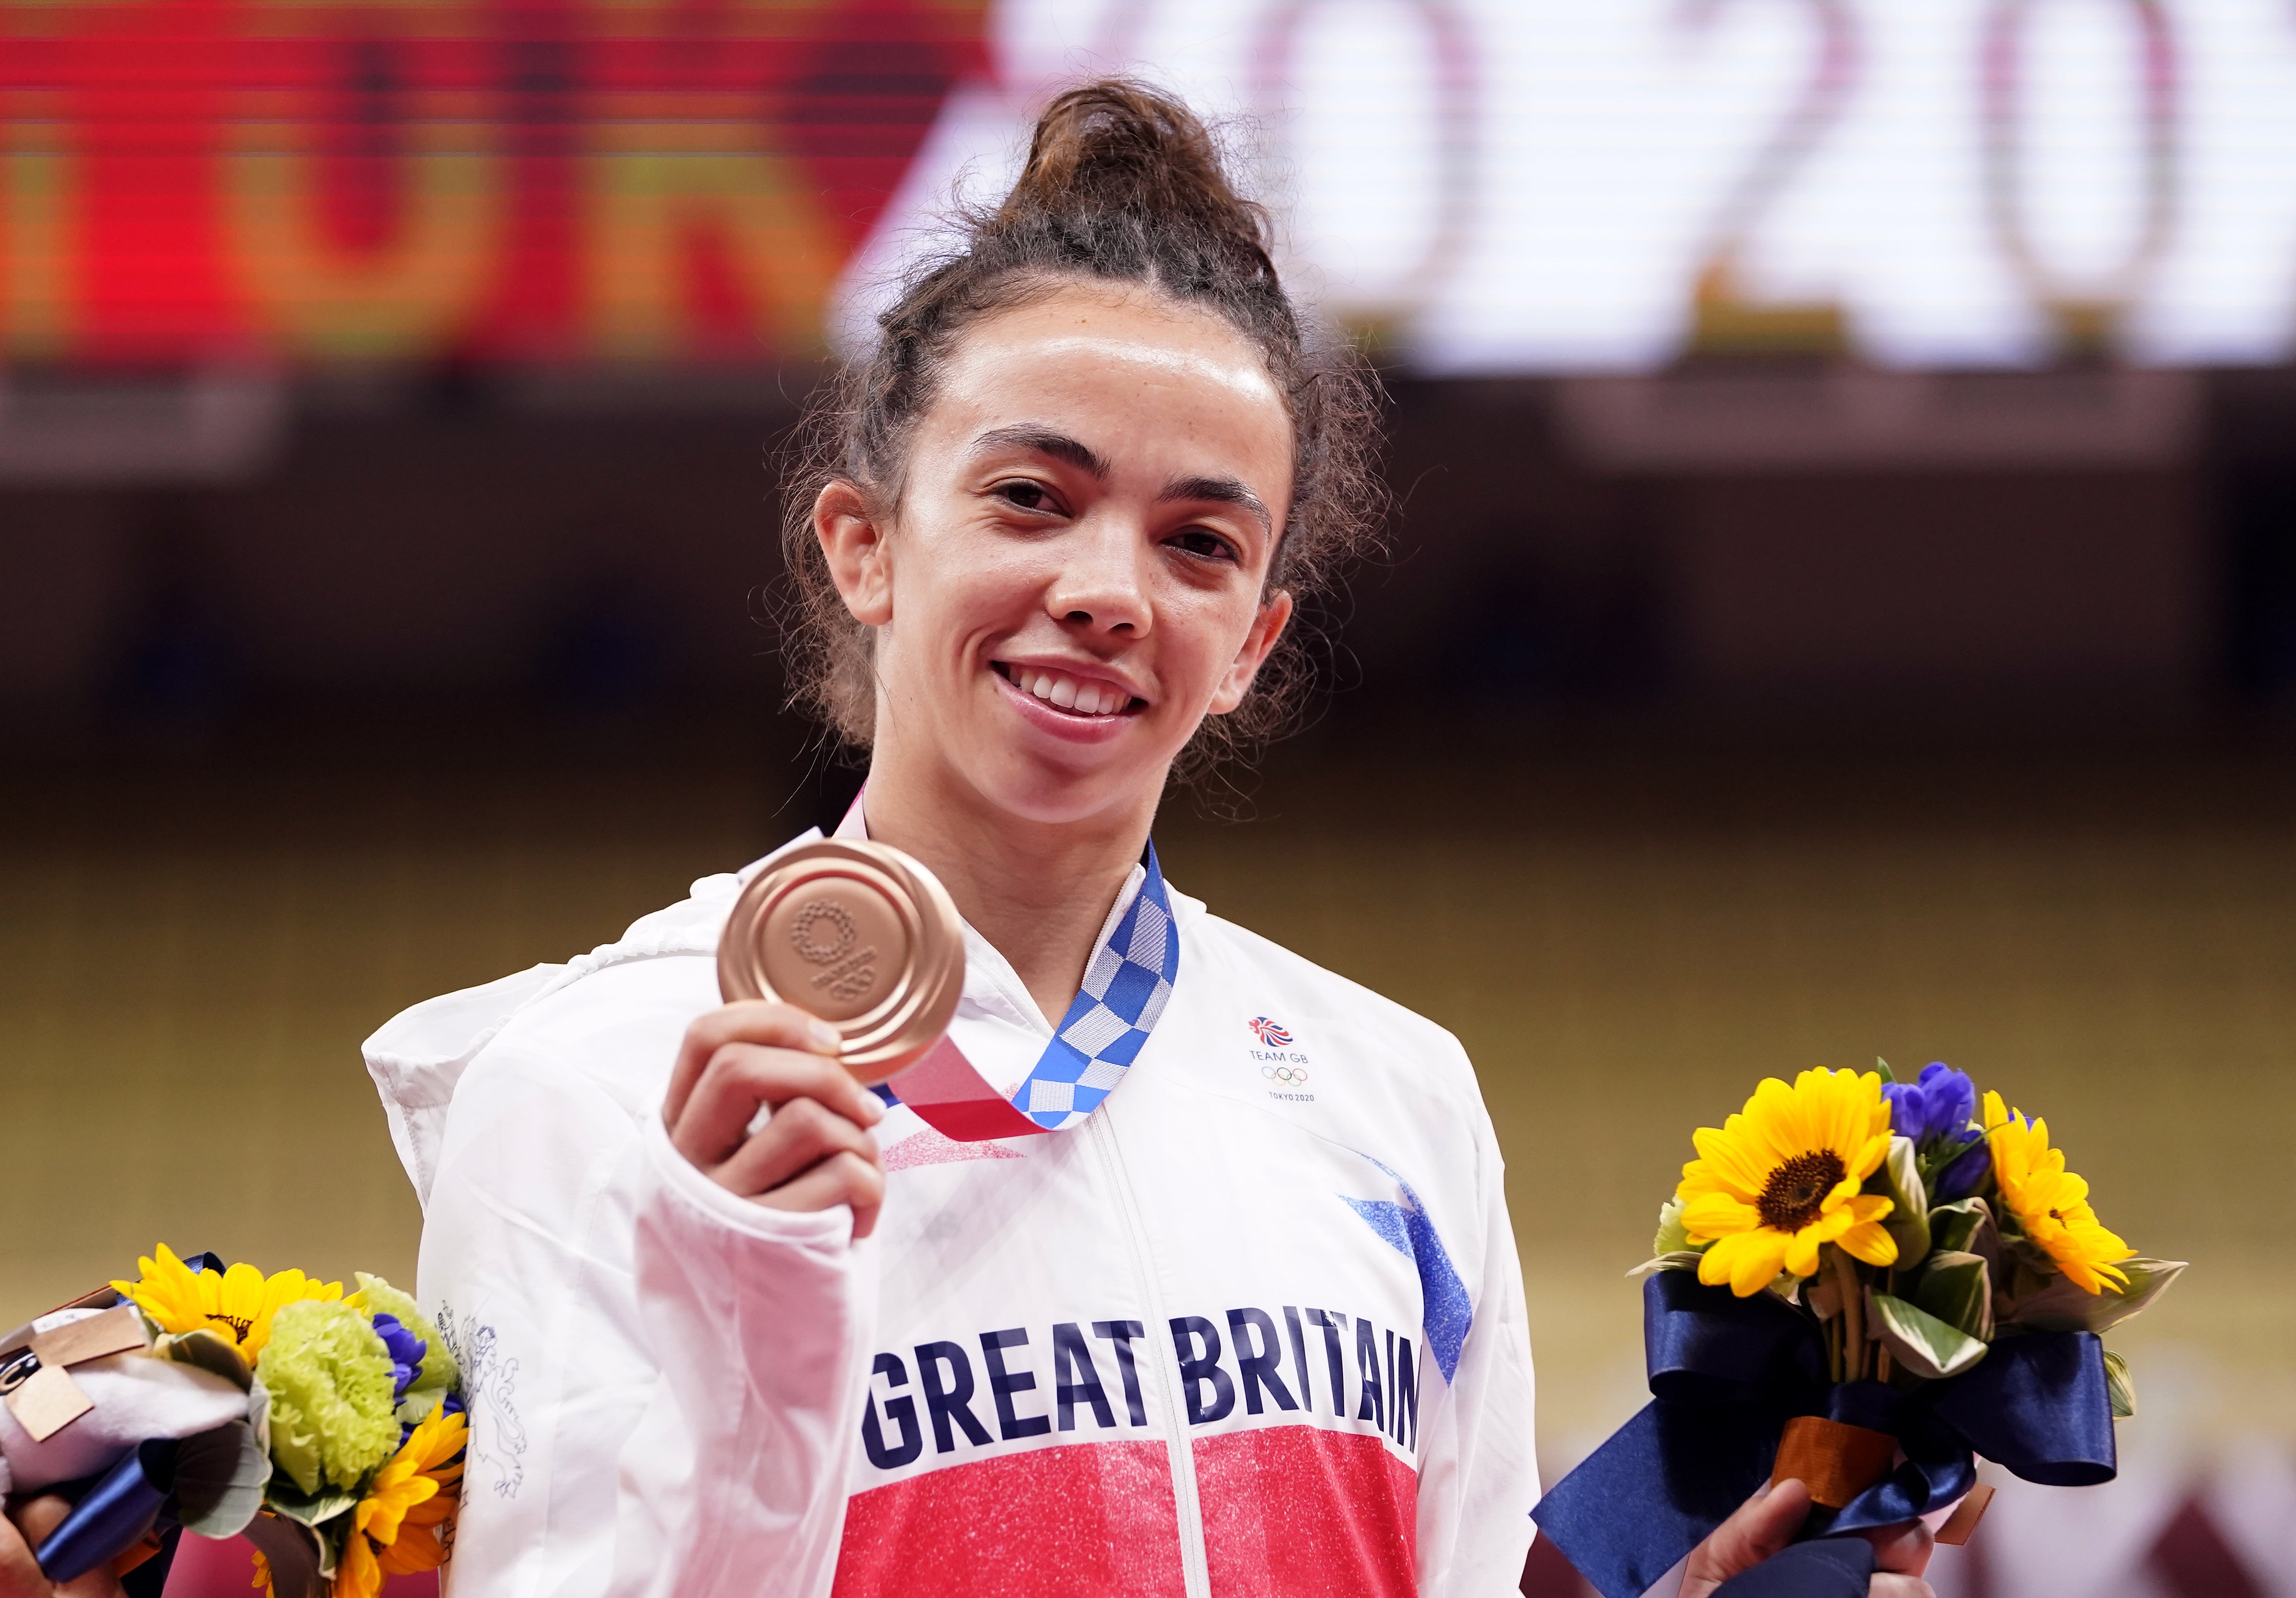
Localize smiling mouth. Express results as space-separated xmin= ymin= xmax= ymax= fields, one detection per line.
xmin=992 ymin=661 xmax=1143 ymax=719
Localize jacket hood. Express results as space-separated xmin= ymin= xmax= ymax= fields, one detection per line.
xmin=363 ymin=832 xmax=820 ymax=1207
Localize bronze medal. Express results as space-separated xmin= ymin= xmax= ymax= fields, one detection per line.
xmin=717 ymin=839 xmax=964 ymax=1084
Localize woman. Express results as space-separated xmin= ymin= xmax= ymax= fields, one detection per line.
xmin=357 ymin=81 xmax=1931 ymax=1598
xmin=366 ymin=79 xmax=1527 ymax=1597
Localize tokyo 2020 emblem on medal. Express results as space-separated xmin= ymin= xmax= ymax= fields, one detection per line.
xmin=717 ymin=839 xmax=965 ymax=1084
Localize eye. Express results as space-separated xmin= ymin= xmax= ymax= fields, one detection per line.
xmin=992 ymin=479 xmax=1057 ymax=512
xmin=1167 ymin=528 xmax=1239 ymax=562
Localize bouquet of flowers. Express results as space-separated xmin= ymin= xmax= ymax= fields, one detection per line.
xmin=0 ymin=1245 xmax=465 ymax=1598
xmin=1533 ymin=1062 xmax=2185 ymax=1598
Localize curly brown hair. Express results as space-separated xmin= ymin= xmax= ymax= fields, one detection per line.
xmin=777 ymin=78 xmax=1388 ymax=784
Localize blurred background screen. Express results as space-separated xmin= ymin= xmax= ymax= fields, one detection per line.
xmin=7 ymin=3 xmax=2296 ymax=1596
xmin=5 ymin=0 xmax=2296 ymax=371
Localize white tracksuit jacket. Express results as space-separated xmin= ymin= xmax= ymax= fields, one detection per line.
xmin=364 ymin=829 xmax=1539 ymax=1598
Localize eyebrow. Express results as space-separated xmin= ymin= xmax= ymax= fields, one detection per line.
xmin=969 ymin=425 xmax=1272 ymax=535
xmin=1160 ymin=474 xmax=1272 ymax=535
xmin=969 ymin=424 xmax=1110 ymax=481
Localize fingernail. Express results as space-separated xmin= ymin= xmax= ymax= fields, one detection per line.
xmin=1754 ymin=1481 xmax=1777 ymax=1501
xmin=859 ymin=1095 xmax=885 ymax=1125
xmin=808 ymin=1019 xmax=841 ymax=1053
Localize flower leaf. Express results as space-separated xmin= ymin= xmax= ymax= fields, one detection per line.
xmin=263 ymin=1476 xmax=361 ymax=1531
xmin=248 ymin=1376 xmax=272 ymax=1455
xmin=155 ymin=1329 xmax=253 ymax=1392
xmin=1627 ymin=1250 xmax=1706 ymax=1280
xmin=1877 ymin=1136 xmax=1931 ymax=1266
xmin=1928 ymin=1197 xmax=2001 ymax=1266
xmin=1868 ymin=1290 xmax=1989 ymax=1381
xmin=1653 ymin=1198 xmax=1692 ymax=1258
xmin=241 ymin=1511 xmax=327 ymax=1598
xmin=172 ymin=1419 xmax=271 ymax=1538
xmin=2104 ymin=1349 xmax=2136 ymax=1419
xmin=1911 ymin=1250 xmax=1994 ymax=1342
xmin=1999 ymin=1256 xmax=2188 ymax=1335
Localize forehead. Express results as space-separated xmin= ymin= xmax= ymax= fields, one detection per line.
xmin=921 ymin=284 xmax=1294 ymax=488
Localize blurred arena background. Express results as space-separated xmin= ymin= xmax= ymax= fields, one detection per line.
xmin=6 ymin=1 xmax=2296 ymax=1593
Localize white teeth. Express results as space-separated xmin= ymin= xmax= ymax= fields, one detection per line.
xmin=1003 ymin=665 xmax=1128 ymax=717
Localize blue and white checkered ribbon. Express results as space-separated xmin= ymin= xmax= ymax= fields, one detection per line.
xmin=1009 ymin=842 xmax=1179 ymax=1131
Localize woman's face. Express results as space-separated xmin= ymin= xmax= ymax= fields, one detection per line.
xmin=819 ymin=284 xmax=1296 ymax=826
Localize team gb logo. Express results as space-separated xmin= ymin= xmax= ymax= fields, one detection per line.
xmin=1249 ymin=1015 xmax=1312 ymax=1097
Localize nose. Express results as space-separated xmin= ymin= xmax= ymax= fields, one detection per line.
xmin=1044 ymin=514 xmax=1150 ymax=638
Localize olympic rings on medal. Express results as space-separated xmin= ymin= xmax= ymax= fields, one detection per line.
xmin=1259 ymin=1063 xmax=1309 ymax=1086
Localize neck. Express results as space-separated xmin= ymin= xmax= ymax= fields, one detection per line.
xmin=857 ymin=750 xmax=1157 ymax=1027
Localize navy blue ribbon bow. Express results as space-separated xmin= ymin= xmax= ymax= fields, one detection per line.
xmin=1530 ymin=1272 xmax=2118 ymax=1598
xmin=34 ymin=1438 xmax=179 ymax=1585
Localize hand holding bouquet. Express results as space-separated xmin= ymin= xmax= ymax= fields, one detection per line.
xmin=0 ymin=1247 xmax=466 ymax=1598
xmin=1534 ymin=1062 xmax=2184 ymax=1598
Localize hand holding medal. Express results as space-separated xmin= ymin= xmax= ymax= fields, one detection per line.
xmin=660 ymin=838 xmax=970 ymax=1235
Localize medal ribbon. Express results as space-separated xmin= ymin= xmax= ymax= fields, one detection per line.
xmin=1009 ymin=841 xmax=1178 ymax=1130
xmin=837 ymin=799 xmax=1180 ymax=1141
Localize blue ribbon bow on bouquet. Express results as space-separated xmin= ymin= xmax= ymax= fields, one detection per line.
xmin=1531 ymin=1271 xmax=2118 ymax=1598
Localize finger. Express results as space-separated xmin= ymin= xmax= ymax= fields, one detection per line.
xmin=712 ymin=1096 xmax=881 ymax=1199
xmin=664 ymin=1002 xmax=842 ymax=1126
xmin=1863 ymin=1518 xmax=1935 ymax=1576
xmin=670 ymin=1045 xmax=883 ymax=1168
xmin=10 ymin=1498 xmax=129 ymax=1598
xmin=674 ymin=1043 xmax=843 ymax=1166
xmin=755 ymin=1149 xmax=886 ymax=1239
xmin=8 ymin=1501 xmax=66 ymax=1545
xmin=1868 ymin=1578 xmax=1934 ymax=1598
xmin=1681 ymin=1479 xmax=1812 ymax=1595
xmin=58 ymin=1560 xmax=127 ymax=1598
xmin=0 ymin=1503 xmax=48 ymax=1598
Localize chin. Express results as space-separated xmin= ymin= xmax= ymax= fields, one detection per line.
xmin=966 ymin=740 xmax=1167 ymax=827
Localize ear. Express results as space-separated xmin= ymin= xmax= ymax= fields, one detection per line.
xmin=1206 ymin=589 xmax=1294 ymax=716
xmin=815 ymin=480 xmax=893 ymax=626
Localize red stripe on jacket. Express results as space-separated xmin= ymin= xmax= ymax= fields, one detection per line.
xmin=834 ymin=1426 xmax=1417 ymax=1596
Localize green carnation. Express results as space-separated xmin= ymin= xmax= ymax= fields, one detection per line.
xmin=356 ymin=1272 xmax=460 ymax=1422
xmin=254 ymin=1299 xmax=400 ymax=1494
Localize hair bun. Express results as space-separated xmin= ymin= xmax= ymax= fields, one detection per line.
xmin=994 ymin=80 xmax=1271 ymax=265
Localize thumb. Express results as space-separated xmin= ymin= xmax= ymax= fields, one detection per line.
xmin=1682 ymin=1479 xmax=1814 ymax=1598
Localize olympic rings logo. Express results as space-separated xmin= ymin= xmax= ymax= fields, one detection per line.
xmin=1260 ymin=1064 xmax=1310 ymax=1086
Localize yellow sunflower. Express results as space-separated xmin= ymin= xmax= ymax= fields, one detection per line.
xmin=334 ymin=1409 xmax=468 ymax=1598
xmin=1983 ymin=1091 xmax=2133 ymax=1295
xmin=1677 ymin=1068 xmax=1900 ymax=1296
xmin=109 ymin=1244 xmax=346 ymax=1364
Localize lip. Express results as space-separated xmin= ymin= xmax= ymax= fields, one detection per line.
xmin=989 ymin=659 xmax=1145 ymax=745
xmin=994 ymin=655 xmax=1145 ymax=704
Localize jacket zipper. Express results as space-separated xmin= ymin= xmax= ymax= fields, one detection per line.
xmin=1089 ymin=1102 xmax=1213 ymax=1598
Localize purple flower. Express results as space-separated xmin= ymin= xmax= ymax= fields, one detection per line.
xmin=371 ymin=1313 xmax=428 ymax=1400
xmin=1883 ymin=1063 xmax=1978 ymax=1149
xmin=1930 ymin=1136 xmax=1992 ymax=1204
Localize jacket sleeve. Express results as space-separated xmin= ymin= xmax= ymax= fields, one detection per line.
xmin=1413 ymin=1087 xmax=1540 ymax=1595
xmin=418 ymin=1031 xmax=871 ymax=1598
xmin=607 ymin=1114 xmax=876 ymax=1598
